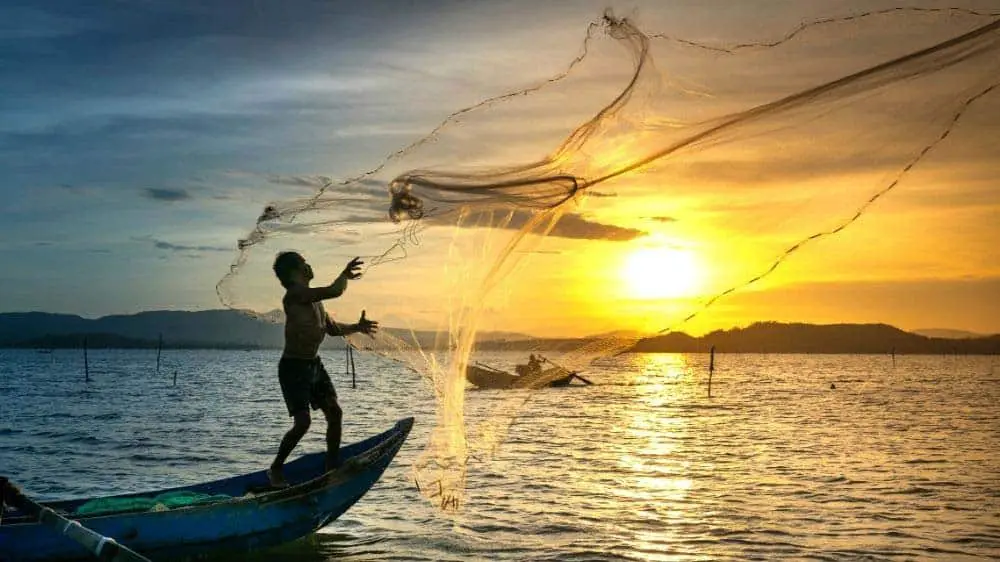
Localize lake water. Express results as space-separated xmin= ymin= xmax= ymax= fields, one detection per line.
xmin=1 ymin=349 xmax=998 ymax=561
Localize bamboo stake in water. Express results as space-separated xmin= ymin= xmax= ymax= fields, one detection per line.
xmin=84 ymin=337 xmax=90 ymax=383
xmin=156 ymin=333 xmax=163 ymax=374
xmin=708 ymin=345 xmax=715 ymax=398
xmin=349 ymin=345 xmax=357 ymax=389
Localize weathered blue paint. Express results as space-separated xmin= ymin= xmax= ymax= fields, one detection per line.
xmin=1 ymin=417 xmax=414 ymax=562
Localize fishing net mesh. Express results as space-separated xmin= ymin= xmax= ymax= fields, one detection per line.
xmin=216 ymin=6 xmax=1000 ymax=510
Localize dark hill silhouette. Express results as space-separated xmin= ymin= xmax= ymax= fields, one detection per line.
xmin=913 ymin=328 xmax=986 ymax=339
xmin=13 ymin=333 xmax=261 ymax=350
xmin=0 ymin=310 xmax=285 ymax=349
xmin=1 ymin=312 xmax=997 ymax=353
xmin=0 ymin=310 xmax=532 ymax=350
xmin=629 ymin=321 xmax=1000 ymax=354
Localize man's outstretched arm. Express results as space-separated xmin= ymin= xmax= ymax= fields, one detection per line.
xmin=326 ymin=310 xmax=379 ymax=337
xmin=289 ymin=258 xmax=363 ymax=303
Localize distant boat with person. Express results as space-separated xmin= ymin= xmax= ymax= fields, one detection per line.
xmin=466 ymin=355 xmax=592 ymax=389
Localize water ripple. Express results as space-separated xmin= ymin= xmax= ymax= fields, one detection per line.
xmin=2 ymin=350 xmax=998 ymax=560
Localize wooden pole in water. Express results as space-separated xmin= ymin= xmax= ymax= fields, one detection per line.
xmin=83 ymin=336 xmax=90 ymax=383
xmin=349 ymin=345 xmax=357 ymax=389
xmin=891 ymin=346 xmax=896 ymax=368
xmin=156 ymin=333 xmax=163 ymax=374
xmin=708 ymin=345 xmax=715 ymax=398
xmin=173 ymin=369 xmax=177 ymax=387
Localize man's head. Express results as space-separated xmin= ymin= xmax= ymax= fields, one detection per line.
xmin=273 ymin=251 xmax=314 ymax=288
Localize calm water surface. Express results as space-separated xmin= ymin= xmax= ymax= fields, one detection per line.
xmin=1 ymin=350 xmax=998 ymax=561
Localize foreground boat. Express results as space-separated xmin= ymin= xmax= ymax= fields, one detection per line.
xmin=0 ymin=417 xmax=413 ymax=562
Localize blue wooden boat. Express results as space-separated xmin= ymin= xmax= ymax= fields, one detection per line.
xmin=0 ymin=417 xmax=413 ymax=562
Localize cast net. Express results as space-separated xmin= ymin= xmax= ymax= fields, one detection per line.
xmin=217 ymin=5 xmax=1000 ymax=510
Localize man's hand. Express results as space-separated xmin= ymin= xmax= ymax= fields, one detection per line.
xmin=357 ymin=310 xmax=379 ymax=337
xmin=340 ymin=257 xmax=364 ymax=280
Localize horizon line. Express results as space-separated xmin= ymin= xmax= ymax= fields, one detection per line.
xmin=0 ymin=308 xmax=994 ymax=339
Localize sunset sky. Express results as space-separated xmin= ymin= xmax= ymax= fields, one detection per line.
xmin=2 ymin=0 xmax=998 ymax=337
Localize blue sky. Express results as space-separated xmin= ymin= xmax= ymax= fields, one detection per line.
xmin=2 ymin=0 xmax=629 ymax=315
xmin=2 ymin=1 xmax=998 ymax=334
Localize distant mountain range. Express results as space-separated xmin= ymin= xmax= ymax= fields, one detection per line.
xmin=0 ymin=310 xmax=529 ymax=351
xmin=912 ymin=328 xmax=986 ymax=339
xmin=628 ymin=322 xmax=1000 ymax=354
xmin=0 ymin=310 xmax=285 ymax=350
xmin=0 ymin=311 xmax=997 ymax=354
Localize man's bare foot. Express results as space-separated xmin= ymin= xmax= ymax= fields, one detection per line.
xmin=267 ymin=465 xmax=289 ymax=488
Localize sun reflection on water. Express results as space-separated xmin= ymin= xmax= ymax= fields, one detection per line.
xmin=615 ymin=353 xmax=700 ymax=559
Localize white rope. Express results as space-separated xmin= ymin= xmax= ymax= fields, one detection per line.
xmin=95 ymin=536 xmax=119 ymax=556
xmin=59 ymin=515 xmax=83 ymax=535
xmin=44 ymin=506 xmax=120 ymax=557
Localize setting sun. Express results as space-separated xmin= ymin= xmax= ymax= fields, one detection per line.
xmin=623 ymin=247 xmax=701 ymax=299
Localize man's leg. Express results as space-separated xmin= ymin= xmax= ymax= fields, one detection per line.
xmin=311 ymin=359 xmax=341 ymax=472
xmin=272 ymin=357 xmax=313 ymax=487
xmin=269 ymin=410 xmax=311 ymax=487
xmin=320 ymin=397 xmax=342 ymax=471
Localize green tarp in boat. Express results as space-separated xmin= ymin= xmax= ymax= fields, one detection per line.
xmin=75 ymin=490 xmax=232 ymax=516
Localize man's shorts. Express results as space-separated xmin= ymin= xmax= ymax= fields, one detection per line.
xmin=278 ymin=357 xmax=337 ymax=416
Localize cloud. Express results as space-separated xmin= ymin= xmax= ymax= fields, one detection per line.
xmin=439 ymin=210 xmax=645 ymax=241
xmin=266 ymin=175 xmax=332 ymax=190
xmin=140 ymin=237 xmax=231 ymax=253
xmin=647 ymin=216 xmax=677 ymax=223
xmin=549 ymin=212 xmax=645 ymax=241
xmin=144 ymin=188 xmax=191 ymax=201
xmin=264 ymin=175 xmax=391 ymax=206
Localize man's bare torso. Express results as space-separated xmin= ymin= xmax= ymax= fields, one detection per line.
xmin=283 ymin=292 xmax=327 ymax=359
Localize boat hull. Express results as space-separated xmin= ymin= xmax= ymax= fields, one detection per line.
xmin=466 ymin=365 xmax=575 ymax=389
xmin=466 ymin=365 xmax=519 ymax=389
xmin=1 ymin=418 xmax=413 ymax=562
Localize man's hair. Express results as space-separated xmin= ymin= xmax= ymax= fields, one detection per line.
xmin=273 ymin=251 xmax=304 ymax=289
